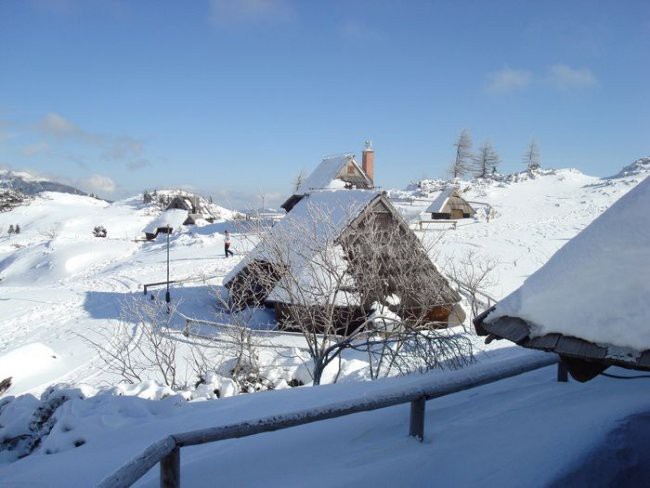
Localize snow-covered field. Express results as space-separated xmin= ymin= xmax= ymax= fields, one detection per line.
xmin=0 ymin=160 xmax=648 ymax=485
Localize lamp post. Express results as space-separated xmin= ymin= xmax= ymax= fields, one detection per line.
xmin=165 ymin=224 xmax=171 ymax=308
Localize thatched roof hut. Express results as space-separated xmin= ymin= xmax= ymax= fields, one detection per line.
xmin=474 ymin=176 xmax=650 ymax=381
xmin=225 ymin=189 xmax=463 ymax=333
xmin=426 ymin=188 xmax=475 ymax=220
xmin=165 ymin=194 xmax=217 ymax=224
xmin=143 ymin=209 xmax=188 ymax=240
xmin=281 ymin=155 xmax=373 ymax=212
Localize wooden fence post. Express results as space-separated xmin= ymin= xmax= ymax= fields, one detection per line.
xmin=557 ymin=360 xmax=568 ymax=383
xmin=409 ymin=397 xmax=426 ymax=442
xmin=160 ymin=446 xmax=180 ymax=488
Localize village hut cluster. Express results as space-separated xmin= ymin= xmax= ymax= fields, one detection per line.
xmin=224 ymin=142 xmax=466 ymax=333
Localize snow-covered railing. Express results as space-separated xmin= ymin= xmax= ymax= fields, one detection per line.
xmin=97 ymin=352 xmax=561 ymax=488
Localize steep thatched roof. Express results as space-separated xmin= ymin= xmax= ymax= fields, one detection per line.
xmin=475 ymin=176 xmax=650 ymax=381
xmin=426 ymin=187 xmax=475 ymax=216
xmin=281 ymin=155 xmax=373 ymax=212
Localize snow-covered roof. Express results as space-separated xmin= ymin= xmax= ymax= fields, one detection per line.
xmin=425 ymin=188 xmax=455 ymax=213
xmin=297 ymin=155 xmax=371 ymax=194
xmin=143 ymin=209 xmax=188 ymax=234
xmin=225 ymin=189 xmax=382 ymax=305
xmin=483 ymin=175 xmax=650 ymax=361
xmin=425 ymin=187 xmax=475 ymax=215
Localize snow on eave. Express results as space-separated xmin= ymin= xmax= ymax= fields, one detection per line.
xmin=224 ymin=189 xmax=383 ymax=288
xmin=143 ymin=209 xmax=188 ymax=234
xmin=296 ymin=154 xmax=371 ymax=194
xmin=425 ymin=187 xmax=455 ymax=213
xmin=483 ymin=175 xmax=650 ymax=353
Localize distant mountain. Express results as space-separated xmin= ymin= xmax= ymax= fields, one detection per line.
xmin=0 ymin=170 xmax=88 ymax=197
xmin=611 ymin=156 xmax=650 ymax=179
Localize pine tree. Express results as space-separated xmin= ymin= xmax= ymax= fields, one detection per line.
xmin=449 ymin=129 xmax=473 ymax=178
xmin=523 ymin=139 xmax=541 ymax=172
xmin=474 ymin=141 xmax=500 ymax=178
xmin=14 ymin=224 xmax=20 ymax=234
xmin=8 ymin=225 xmax=14 ymax=234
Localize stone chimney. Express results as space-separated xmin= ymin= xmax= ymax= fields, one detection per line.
xmin=362 ymin=139 xmax=374 ymax=185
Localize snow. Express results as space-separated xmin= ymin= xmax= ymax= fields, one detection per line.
xmin=0 ymin=161 xmax=649 ymax=485
xmin=486 ymin=175 xmax=650 ymax=351
xmin=225 ymin=189 xmax=381 ymax=305
xmin=296 ymin=154 xmax=369 ymax=193
xmin=424 ymin=186 xmax=455 ymax=213
xmin=2 ymin=353 xmax=650 ymax=486
xmin=142 ymin=208 xmax=188 ymax=235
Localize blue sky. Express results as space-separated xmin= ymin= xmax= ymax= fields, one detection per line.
xmin=1 ymin=0 xmax=648 ymax=208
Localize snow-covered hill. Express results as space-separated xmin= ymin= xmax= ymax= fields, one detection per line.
xmin=0 ymin=169 xmax=88 ymax=197
xmin=0 ymin=158 xmax=648 ymax=485
xmin=0 ymin=161 xmax=646 ymax=395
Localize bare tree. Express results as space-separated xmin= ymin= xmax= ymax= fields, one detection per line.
xmin=447 ymin=250 xmax=497 ymax=323
xmin=292 ymin=170 xmax=306 ymax=193
xmin=473 ymin=141 xmax=500 ymax=178
xmin=228 ymin=199 xmax=472 ymax=385
xmin=449 ymin=129 xmax=473 ymax=178
xmin=523 ymin=139 xmax=541 ymax=172
xmin=81 ymin=298 xmax=189 ymax=389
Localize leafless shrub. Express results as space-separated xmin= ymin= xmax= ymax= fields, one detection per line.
xmin=81 ymin=298 xmax=189 ymax=389
xmin=447 ymin=249 xmax=497 ymax=323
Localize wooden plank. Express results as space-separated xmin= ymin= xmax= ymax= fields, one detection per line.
xmin=524 ymin=333 xmax=561 ymax=351
xmin=482 ymin=317 xmax=530 ymax=344
xmin=554 ymin=336 xmax=607 ymax=359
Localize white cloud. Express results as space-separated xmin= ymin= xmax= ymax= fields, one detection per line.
xmin=547 ymin=64 xmax=597 ymax=90
xmin=209 ymin=0 xmax=295 ymax=26
xmin=83 ymin=174 xmax=116 ymax=194
xmin=485 ymin=68 xmax=532 ymax=94
xmin=37 ymin=112 xmax=102 ymax=144
xmin=35 ymin=113 xmax=147 ymax=169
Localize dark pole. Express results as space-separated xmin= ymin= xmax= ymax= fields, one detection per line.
xmin=166 ymin=225 xmax=171 ymax=306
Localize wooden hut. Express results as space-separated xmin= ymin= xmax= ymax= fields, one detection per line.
xmin=165 ymin=194 xmax=217 ymax=225
xmin=426 ymin=188 xmax=475 ymax=220
xmin=143 ymin=209 xmax=188 ymax=240
xmin=281 ymin=154 xmax=373 ymax=213
xmin=225 ymin=189 xmax=463 ymax=333
xmin=474 ymin=176 xmax=650 ymax=382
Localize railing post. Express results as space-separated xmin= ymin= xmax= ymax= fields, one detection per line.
xmin=143 ymin=285 xmax=147 ymax=296
xmin=409 ymin=397 xmax=426 ymax=442
xmin=160 ymin=446 xmax=180 ymax=488
xmin=182 ymin=320 xmax=190 ymax=337
xmin=557 ymin=359 xmax=569 ymax=383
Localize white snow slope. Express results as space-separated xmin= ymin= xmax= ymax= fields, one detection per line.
xmin=0 ymin=162 xmax=648 ymax=486
xmin=488 ymin=175 xmax=650 ymax=351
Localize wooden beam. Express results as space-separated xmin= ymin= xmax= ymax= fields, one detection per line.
xmin=160 ymin=446 xmax=180 ymax=488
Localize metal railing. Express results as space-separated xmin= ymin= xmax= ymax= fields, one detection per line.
xmin=98 ymin=353 xmax=560 ymax=488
